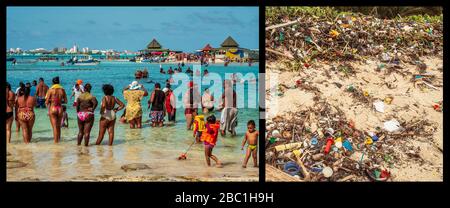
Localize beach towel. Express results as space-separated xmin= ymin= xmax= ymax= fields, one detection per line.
xmin=50 ymin=84 xmax=63 ymax=89
xmin=220 ymin=107 xmax=238 ymax=133
xmin=45 ymin=84 xmax=64 ymax=99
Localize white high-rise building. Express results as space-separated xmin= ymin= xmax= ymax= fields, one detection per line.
xmin=82 ymin=47 xmax=89 ymax=53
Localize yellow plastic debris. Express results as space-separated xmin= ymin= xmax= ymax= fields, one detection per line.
xmin=329 ymin=29 xmax=340 ymax=38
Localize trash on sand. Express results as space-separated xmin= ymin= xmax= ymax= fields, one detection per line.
xmin=383 ymin=119 xmax=402 ymax=133
xmin=284 ymin=161 xmax=301 ymax=176
xmin=373 ymin=100 xmax=385 ymax=113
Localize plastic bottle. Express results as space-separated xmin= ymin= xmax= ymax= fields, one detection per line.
xmin=324 ymin=137 xmax=334 ymax=154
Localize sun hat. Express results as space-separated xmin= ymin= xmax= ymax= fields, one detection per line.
xmin=77 ymin=79 xmax=83 ymax=85
xmin=129 ymin=81 xmax=140 ymax=90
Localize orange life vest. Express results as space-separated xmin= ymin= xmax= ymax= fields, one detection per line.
xmin=201 ymin=121 xmax=220 ymax=145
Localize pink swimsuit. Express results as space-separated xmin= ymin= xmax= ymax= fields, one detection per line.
xmin=77 ymin=111 xmax=93 ymax=122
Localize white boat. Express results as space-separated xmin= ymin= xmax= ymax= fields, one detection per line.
xmin=67 ymin=56 xmax=100 ymax=66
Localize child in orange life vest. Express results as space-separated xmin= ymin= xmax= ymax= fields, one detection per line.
xmin=241 ymin=120 xmax=258 ymax=168
xmin=193 ymin=114 xmax=206 ymax=143
xmin=201 ymin=115 xmax=222 ymax=167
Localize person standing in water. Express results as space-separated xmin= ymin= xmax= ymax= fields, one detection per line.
xmin=218 ymin=79 xmax=238 ymax=136
xmin=30 ymin=80 xmax=37 ymax=97
xmin=163 ymin=84 xmax=176 ymax=122
xmin=123 ymin=81 xmax=148 ymax=128
xmin=76 ymin=83 xmax=98 ymax=146
xmin=183 ymin=81 xmax=200 ymax=130
xmin=36 ymin=77 xmax=49 ymax=108
xmin=14 ymin=82 xmax=25 ymax=132
xmin=6 ymin=82 xmax=16 ymax=143
xmin=201 ymin=88 xmax=214 ymax=114
xmin=15 ymin=85 xmax=36 ymax=143
xmin=241 ymin=120 xmax=258 ymax=168
xmin=45 ymin=76 xmax=67 ymax=143
xmin=61 ymin=105 xmax=69 ymax=128
xmin=71 ymin=80 xmax=84 ymax=106
xmin=148 ymin=83 xmax=166 ymax=127
xmin=200 ymin=115 xmax=222 ymax=167
xmin=95 ymin=84 xmax=124 ymax=146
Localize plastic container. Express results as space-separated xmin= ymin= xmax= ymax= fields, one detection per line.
xmin=324 ymin=137 xmax=334 ymax=154
xmin=343 ymin=140 xmax=353 ymax=151
xmin=283 ymin=161 xmax=300 ymax=176
xmin=322 ymin=166 xmax=333 ymax=178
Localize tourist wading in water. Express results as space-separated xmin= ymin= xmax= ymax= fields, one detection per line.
xmin=218 ymin=79 xmax=238 ymax=136
xmin=76 ymin=83 xmax=98 ymax=146
xmin=183 ymin=81 xmax=200 ymax=130
xmin=123 ymin=81 xmax=148 ymax=128
xmin=95 ymin=84 xmax=125 ymax=145
xmin=45 ymin=77 xmax=67 ymax=143
xmin=35 ymin=77 xmax=49 ymax=108
xmin=6 ymin=82 xmax=16 ymax=143
xmin=241 ymin=120 xmax=258 ymax=168
xmin=163 ymin=84 xmax=176 ymax=122
xmin=14 ymin=82 xmax=25 ymax=132
xmin=15 ymin=85 xmax=36 ymax=143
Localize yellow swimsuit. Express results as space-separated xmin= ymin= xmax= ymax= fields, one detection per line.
xmin=248 ymin=144 xmax=257 ymax=151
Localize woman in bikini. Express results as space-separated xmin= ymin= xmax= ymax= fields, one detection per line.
xmin=76 ymin=83 xmax=98 ymax=146
xmin=6 ymin=82 xmax=16 ymax=143
xmin=15 ymin=86 xmax=36 ymax=143
xmin=45 ymin=77 xmax=68 ymax=143
xmin=95 ymin=84 xmax=124 ymax=146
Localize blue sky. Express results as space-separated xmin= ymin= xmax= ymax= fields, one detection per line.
xmin=7 ymin=7 xmax=259 ymax=52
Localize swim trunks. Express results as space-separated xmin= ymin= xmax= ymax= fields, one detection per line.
xmin=248 ymin=144 xmax=257 ymax=151
xmin=77 ymin=111 xmax=94 ymax=122
xmin=6 ymin=112 xmax=13 ymax=119
xmin=184 ymin=108 xmax=197 ymax=115
xmin=150 ymin=111 xmax=164 ymax=123
xmin=203 ymin=141 xmax=215 ymax=149
xmin=37 ymin=97 xmax=46 ymax=108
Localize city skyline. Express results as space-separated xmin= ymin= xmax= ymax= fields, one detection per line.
xmin=7 ymin=7 xmax=259 ymax=52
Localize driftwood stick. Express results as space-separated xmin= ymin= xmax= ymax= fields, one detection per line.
xmin=266 ymin=48 xmax=295 ymax=60
xmin=295 ymin=155 xmax=311 ymax=181
xmin=266 ymin=18 xmax=301 ymax=31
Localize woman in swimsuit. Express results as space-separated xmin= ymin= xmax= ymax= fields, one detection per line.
xmin=6 ymin=82 xmax=16 ymax=143
xmin=15 ymin=86 xmax=36 ymax=143
xmin=45 ymin=77 xmax=68 ymax=143
xmin=76 ymin=83 xmax=98 ymax=146
xmin=95 ymin=84 xmax=124 ymax=146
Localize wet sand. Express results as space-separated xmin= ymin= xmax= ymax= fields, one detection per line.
xmin=7 ymin=138 xmax=258 ymax=182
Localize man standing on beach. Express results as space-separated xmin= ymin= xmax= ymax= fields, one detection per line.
xmin=35 ymin=78 xmax=49 ymax=108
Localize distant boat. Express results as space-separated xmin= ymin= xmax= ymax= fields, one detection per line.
xmin=39 ymin=57 xmax=59 ymax=62
xmin=67 ymin=56 xmax=100 ymax=66
xmin=13 ymin=59 xmax=38 ymax=65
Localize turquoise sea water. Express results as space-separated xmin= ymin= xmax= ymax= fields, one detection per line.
xmin=6 ymin=61 xmax=260 ymax=181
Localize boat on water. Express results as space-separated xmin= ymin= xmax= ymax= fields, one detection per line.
xmin=39 ymin=57 xmax=60 ymax=62
xmin=67 ymin=56 xmax=100 ymax=66
xmin=11 ymin=59 xmax=38 ymax=65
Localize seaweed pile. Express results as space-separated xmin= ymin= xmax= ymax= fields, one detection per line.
xmin=266 ymin=12 xmax=443 ymax=65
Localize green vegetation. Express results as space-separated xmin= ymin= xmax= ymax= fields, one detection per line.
xmin=266 ymin=7 xmax=443 ymax=24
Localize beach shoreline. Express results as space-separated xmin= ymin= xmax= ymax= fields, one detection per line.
xmin=266 ymin=56 xmax=443 ymax=182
